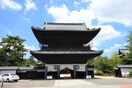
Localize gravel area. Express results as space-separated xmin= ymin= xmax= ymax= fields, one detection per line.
xmin=1 ymin=76 xmax=132 ymax=88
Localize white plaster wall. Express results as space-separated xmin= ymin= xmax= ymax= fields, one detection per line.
xmin=0 ymin=70 xmax=16 ymax=76
xmin=121 ymin=68 xmax=132 ymax=77
xmin=46 ymin=64 xmax=86 ymax=71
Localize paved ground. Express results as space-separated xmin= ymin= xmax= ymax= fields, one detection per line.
xmin=1 ymin=76 xmax=132 ymax=88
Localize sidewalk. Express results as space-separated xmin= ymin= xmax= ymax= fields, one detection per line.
xmin=95 ymin=75 xmax=116 ymax=79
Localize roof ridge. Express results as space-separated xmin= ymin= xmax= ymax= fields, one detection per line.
xmin=44 ymin=22 xmax=85 ymax=25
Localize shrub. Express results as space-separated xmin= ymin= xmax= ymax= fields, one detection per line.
xmin=129 ymin=70 xmax=132 ymax=77
xmin=94 ymin=70 xmax=103 ymax=75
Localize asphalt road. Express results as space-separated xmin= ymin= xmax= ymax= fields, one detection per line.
xmin=1 ymin=76 xmax=132 ymax=88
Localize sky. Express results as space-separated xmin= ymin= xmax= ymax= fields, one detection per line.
xmin=0 ymin=0 xmax=132 ymax=58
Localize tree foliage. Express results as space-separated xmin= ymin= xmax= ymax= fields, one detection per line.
xmin=129 ymin=70 xmax=132 ymax=77
xmin=0 ymin=48 xmax=7 ymax=66
xmin=0 ymin=35 xmax=27 ymax=66
xmin=94 ymin=56 xmax=113 ymax=75
xmin=109 ymin=52 xmax=121 ymax=67
xmin=86 ymin=31 xmax=132 ymax=75
xmin=88 ymin=53 xmax=123 ymax=75
xmin=122 ymin=31 xmax=132 ymax=64
xmin=25 ymin=56 xmax=38 ymax=66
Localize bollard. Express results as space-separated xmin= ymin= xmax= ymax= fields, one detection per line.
xmin=1 ymin=78 xmax=4 ymax=87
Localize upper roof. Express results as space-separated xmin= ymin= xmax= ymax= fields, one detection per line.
xmin=31 ymin=22 xmax=101 ymax=47
xmin=32 ymin=27 xmax=101 ymax=46
xmin=43 ymin=22 xmax=88 ymax=31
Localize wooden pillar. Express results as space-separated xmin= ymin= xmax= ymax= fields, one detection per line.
xmin=45 ymin=66 xmax=48 ymax=79
xmin=73 ymin=65 xmax=76 ymax=78
xmin=85 ymin=65 xmax=88 ymax=78
xmin=54 ymin=65 xmax=60 ymax=79
xmin=57 ymin=65 xmax=60 ymax=79
xmin=59 ymin=66 xmax=61 ymax=78
xmin=73 ymin=65 xmax=79 ymax=78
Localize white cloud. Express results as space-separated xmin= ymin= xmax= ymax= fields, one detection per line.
xmin=92 ymin=25 xmax=122 ymax=47
xmin=47 ymin=0 xmax=132 ymax=26
xmin=81 ymin=0 xmax=90 ymax=3
xmin=73 ymin=1 xmax=80 ymax=6
xmin=104 ymin=44 xmax=122 ymax=53
xmin=22 ymin=17 xmax=31 ymax=22
xmin=123 ymin=43 xmax=128 ymax=46
xmin=47 ymin=4 xmax=96 ymax=26
xmin=24 ymin=44 xmax=36 ymax=51
xmin=89 ymin=0 xmax=132 ymax=26
xmin=0 ymin=0 xmax=22 ymax=10
xmin=94 ymin=25 xmax=122 ymax=41
xmin=24 ymin=0 xmax=37 ymax=13
xmin=50 ymin=0 xmax=53 ymax=4
xmin=47 ymin=4 xmax=69 ymax=22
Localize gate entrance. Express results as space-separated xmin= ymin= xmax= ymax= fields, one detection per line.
xmin=60 ymin=67 xmax=71 ymax=79
xmin=45 ymin=64 xmax=94 ymax=79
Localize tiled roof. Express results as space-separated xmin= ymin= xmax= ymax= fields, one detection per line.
xmin=0 ymin=66 xmax=18 ymax=70
xmin=0 ymin=67 xmax=34 ymax=70
xmin=43 ymin=22 xmax=88 ymax=30
xmin=18 ymin=67 xmax=34 ymax=70
xmin=119 ymin=49 xmax=129 ymax=56
xmin=117 ymin=65 xmax=132 ymax=68
xmin=31 ymin=50 xmax=103 ymax=54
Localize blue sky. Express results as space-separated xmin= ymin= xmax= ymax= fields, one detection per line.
xmin=0 ymin=0 xmax=131 ymax=58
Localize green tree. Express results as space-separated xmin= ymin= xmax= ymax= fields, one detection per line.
xmin=0 ymin=48 xmax=8 ymax=66
xmin=109 ymin=52 xmax=121 ymax=67
xmin=25 ymin=56 xmax=38 ymax=66
xmin=1 ymin=35 xmax=27 ymax=66
xmin=122 ymin=31 xmax=132 ymax=64
xmin=94 ymin=56 xmax=113 ymax=75
xmin=86 ymin=59 xmax=94 ymax=65
xmin=121 ymin=56 xmax=132 ymax=64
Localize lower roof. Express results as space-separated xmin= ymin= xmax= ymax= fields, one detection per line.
xmin=30 ymin=50 xmax=103 ymax=54
xmin=30 ymin=50 xmax=103 ymax=64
